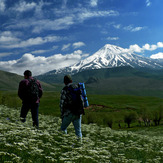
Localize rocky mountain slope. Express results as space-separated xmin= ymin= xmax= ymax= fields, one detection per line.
xmin=45 ymin=44 xmax=162 ymax=76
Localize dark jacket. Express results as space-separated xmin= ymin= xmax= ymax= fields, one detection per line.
xmin=18 ymin=77 xmax=43 ymax=103
xmin=60 ymin=83 xmax=72 ymax=117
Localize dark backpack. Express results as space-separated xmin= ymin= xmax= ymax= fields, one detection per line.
xmin=65 ymin=84 xmax=85 ymax=116
xmin=27 ymin=78 xmax=39 ymax=102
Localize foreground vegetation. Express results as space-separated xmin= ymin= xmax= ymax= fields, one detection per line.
xmin=0 ymin=91 xmax=163 ymax=129
xmin=1 ymin=105 xmax=163 ymax=162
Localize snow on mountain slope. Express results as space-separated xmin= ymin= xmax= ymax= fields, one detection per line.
xmin=47 ymin=44 xmax=163 ymax=75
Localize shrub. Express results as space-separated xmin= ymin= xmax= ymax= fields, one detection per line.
xmin=82 ymin=112 xmax=95 ymax=124
xmin=152 ymin=106 xmax=163 ymax=126
xmin=124 ymin=111 xmax=137 ymax=128
xmin=141 ymin=108 xmax=152 ymax=127
xmin=103 ymin=114 xmax=114 ymax=128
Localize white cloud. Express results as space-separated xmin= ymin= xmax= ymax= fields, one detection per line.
xmin=0 ymin=31 xmax=20 ymax=45
xmin=79 ymin=10 xmax=119 ymax=21
xmin=90 ymin=0 xmax=98 ymax=7
xmin=52 ymin=45 xmax=59 ymax=50
xmin=124 ymin=25 xmax=145 ymax=32
xmin=31 ymin=50 xmax=50 ymax=54
xmin=146 ymin=0 xmax=151 ymax=7
xmin=32 ymin=17 xmax=75 ymax=33
xmin=61 ymin=43 xmax=71 ymax=51
xmin=157 ymin=42 xmax=163 ymax=48
xmin=32 ymin=9 xmax=119 ymax=33
xmin=1 ymin=35 xmax=63 ymax=49
xmin=73 ymin=50 xmax=83 ymax=55
xmin=107 ymin=37 xmax=119 ymax=41
xmin=131 ymin=27 xmax=144 ymax=32
xmin=129 ymin=44 xmax=142 ymax=53
xmin=72 ymin=42 xmax=85 ymax=49
xmin=113 ymin=24 xmax=121 ymax=29
xmin=7 ymin=16 xmax=74 ymax=34
xmin=111 ymin=23 xmax=145 ymax=32
xmin=0 ymin=52 xmax=83 ymax=76
xmin=142 ymin=43 xmax=150 ymax=50
xmin=0 ymin=0 xmax=6 ymax=12
xmin=150 ymin=52 xmax=163 ymax=59
xmin=6 ymin=3 xmax=119 ymax=34
xmin=125 ymin=42 xmax=163 ymax=54
xmin=61 ymin=42 xmax=86 ymax=52
xmin=82 ymin=53 xmax=90 ymax=58
xmin=0 ymin=52 xmax=12 ymax=58
xmin=62 ymin=0 xmax=68 ymax=8
xmin=142 ymin=44 xmax=157 ymax=51
xmin=13 ymin=1 xmax=37 ymax=12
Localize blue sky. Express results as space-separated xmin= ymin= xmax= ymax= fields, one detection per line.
xmin=0 ymin=0 xmax=163 ymax=75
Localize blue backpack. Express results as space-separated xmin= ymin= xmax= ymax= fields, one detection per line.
xmin=78 ymin=83 xmax=89 ymax=108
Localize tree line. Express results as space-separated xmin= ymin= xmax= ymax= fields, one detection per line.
xmin=82 ymin=106 xmax=163 ymax=129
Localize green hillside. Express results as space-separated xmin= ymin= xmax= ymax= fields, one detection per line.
xmin=1 ymin=67 xmax=163 ymax=97
xmin=37 ymin=66 xmax=163 ymax=84
xmin=0 ymin=70 xmax=56 ymax=91
xmin=85 ymin=76 xmax=163 ymax=97
xmin=72 ymin=66 xmax=163 ymax=83
xmin=35 ymin=66 xmax=163 ymax=97
xmin=74 ymin=67 xmax=163 ymax=97
xmin=0 ymin=70 xmax=22 ymax=90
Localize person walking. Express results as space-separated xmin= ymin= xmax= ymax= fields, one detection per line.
xmin=60 ymin=75 xmax=84 ymax=140
xmin=18 ymin=70 xmax=43 ymax=128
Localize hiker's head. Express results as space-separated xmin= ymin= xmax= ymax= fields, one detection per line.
xmin=24 ymin=70 xmax=32 ymax=79
xmin=64 ymin=75 xmax=72 ymax=85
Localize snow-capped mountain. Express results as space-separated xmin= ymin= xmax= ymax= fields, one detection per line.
xmin=46 ymin=44 xmax=163 ymax=75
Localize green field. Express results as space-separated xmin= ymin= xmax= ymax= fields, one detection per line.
xmin=0 ymin=105 xmax=163 ymax=162
xmin=1 ymin=91 xmax=163 ymax=162
xmin=0 ymin=91 xmax=163 ymax=129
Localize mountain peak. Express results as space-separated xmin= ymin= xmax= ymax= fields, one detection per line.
xmin=43 ymin=44 xmax=163 ymax=75
xmin=104 ymin=44 xmax=123 ymax=50
xmin=98 ymin=44 xmax=124 ymax=56
xmin=104 ymin=44 xmax=118 ymax=48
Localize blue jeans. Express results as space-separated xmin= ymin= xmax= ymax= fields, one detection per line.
xmin=20 ymin=102 xmax=39 ymax=128
xmin=61 ymin=113 xmax=82 ymax=138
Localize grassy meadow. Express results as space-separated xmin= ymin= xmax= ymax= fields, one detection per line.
xmin=1 ymin=91 xmax=163 ymax=162
xmin=1 ymin=105 xmax=163 ymax=163
xmin=0 ymin=91 xmax=163 ymax=128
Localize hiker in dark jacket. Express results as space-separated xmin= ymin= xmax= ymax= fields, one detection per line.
xmin=18 ymin=70 xmax=43 ymax=128
xmin=60 ymin=75 xmax=84 ymax=140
